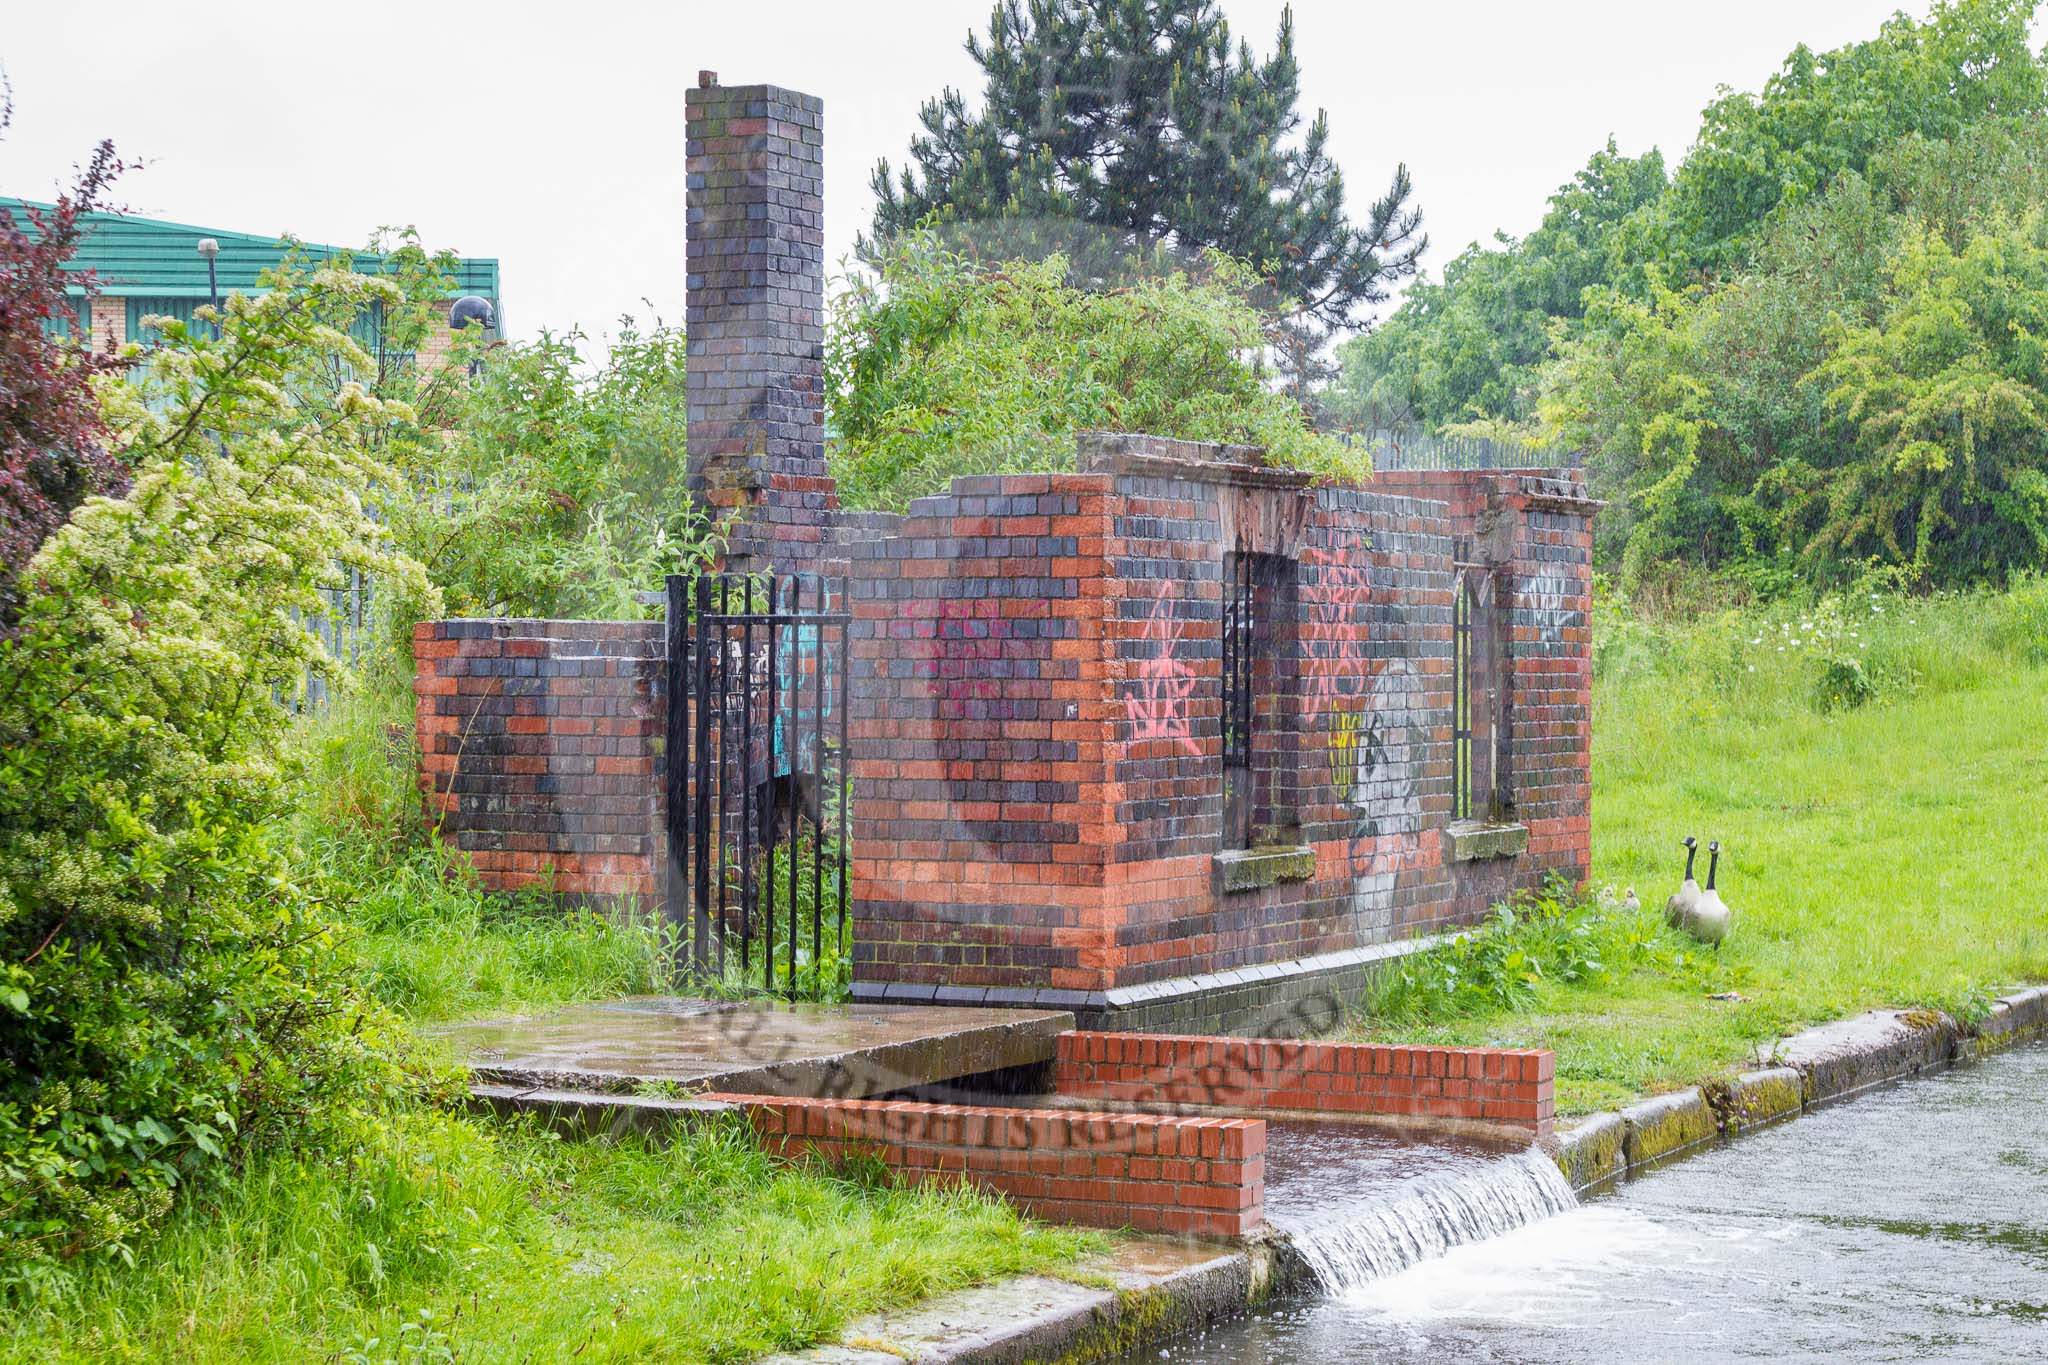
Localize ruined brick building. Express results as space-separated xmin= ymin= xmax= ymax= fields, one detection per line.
xmin=414 ymin=75 xmax=1598 ymax=1033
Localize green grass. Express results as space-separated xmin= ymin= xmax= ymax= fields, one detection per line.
xmin=3 ymin=1110 xmax=1088 ymax=1364
xmin=1352 ymin=580 xmax=2048 ymax=1113
xmin=0 ymin=681 xmax=1090 ymax=1363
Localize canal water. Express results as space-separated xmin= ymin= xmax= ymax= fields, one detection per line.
xmin=1139 ymin=1042 xmax=2048 ymax=1363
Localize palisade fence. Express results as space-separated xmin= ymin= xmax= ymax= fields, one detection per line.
xmin=1343 ymin=426 xmax=1580 ymax=473
xmin=290 ymin=567 xmax=376 ymax=709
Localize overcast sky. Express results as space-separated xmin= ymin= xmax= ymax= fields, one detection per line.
xmin=3 ymin=0 xmax=1939 ymax=347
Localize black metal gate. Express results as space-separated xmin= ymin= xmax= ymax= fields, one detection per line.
xmin=665 ymin=571 xmax=850 ymax=997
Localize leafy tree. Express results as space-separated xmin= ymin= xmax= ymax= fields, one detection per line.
xmin=0 ymin=255 xmax=441 ymax=1267
xmin=384 ymin=320 xmax=718 ymax=620
xmin=1806 ymin=214 xmax=2048 ymax=585
xmin=867 ymin=0 xmax=1423 ymax=344
xmin=827 ymin=232 xmax=1362 ymax=511
xmin=0 ymin=119 xmax=129 ymax=628
xmin=1660 ymin=0 xmax=2048 ymax=279
xmin=1328 ymin=141 xmax=1667 ymax=431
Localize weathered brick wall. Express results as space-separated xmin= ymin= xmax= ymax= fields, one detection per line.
xmin=1372 ymin=468 xmax=1598 ymax=905
xmin=847 ymin=474 xmax=1113 ymax=992
xmin=413 ymin=620 xmax=664 ymax=902
xmin=1054 ymin=1032 xmax=1556 ymax=1135
xmin=849 ymin=441 xmax=1597 ymax=1006
xmin=704 ymin=1092 xmax=1266 ymax=1237
xmin=684 ymin=73 xmax=836 ymax=572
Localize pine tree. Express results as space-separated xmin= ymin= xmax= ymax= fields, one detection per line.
xmin=867 ymin=0 xmax=1424 ymax=340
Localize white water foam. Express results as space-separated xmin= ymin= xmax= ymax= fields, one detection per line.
xmin=1278 ymin=1148 xmax=1580 ymax=1294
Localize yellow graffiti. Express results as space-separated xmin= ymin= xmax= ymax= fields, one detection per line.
xmin=1328 ymin=710 xmax=1364 ymax=793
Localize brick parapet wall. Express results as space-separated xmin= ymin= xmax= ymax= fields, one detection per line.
xmin=704 ymin=1092 xmax=1266 ymax=1238
xmin=1054 ymin=1031 xmax=1555 ymax=1135
xmin=413 ymin=619 xmax=664 ymax=902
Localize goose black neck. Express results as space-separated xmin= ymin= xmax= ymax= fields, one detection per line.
xmin=1684 ymin=844 xmax=1698 ymax=879
xmin=1706 ymin=847 xmax=1720 ymax=890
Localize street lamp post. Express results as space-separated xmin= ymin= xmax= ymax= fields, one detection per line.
xmin=196 ymin=238 xmax=221 ymax=336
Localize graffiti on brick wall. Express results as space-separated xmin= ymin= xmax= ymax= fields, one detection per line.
xmin=1338 ymin=657 xmax=1423 ymax=938
xmin=1518 ymin=569 xmax=1576 ymax=654
xmin=1301 ymin=538 xmax=1373 ymax=718
xmin=1126 ymin=591 xmax=1201 ymax=755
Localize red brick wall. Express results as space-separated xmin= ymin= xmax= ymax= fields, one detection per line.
xmin=848 ymin=445 xmax=1597 ymax=1001
xmin=1054 ymin=1032 xmax=1556 ymax=1136
xmin=703 ymin=1093 xmax=1266 ymax=1238
xmin=847 ymin=473 xmax=1118 ymax=992
xmin=413 ymin=619 xmax=664 ymax=901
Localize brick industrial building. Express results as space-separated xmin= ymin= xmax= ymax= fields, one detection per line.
xmin=414 ymin=75 xmax=1599 ymax=1034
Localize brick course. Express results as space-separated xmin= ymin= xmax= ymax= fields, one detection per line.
xmin=703 ymin=1092 xmax=1266 ymax=1238
xmin=413 ymin=619 xmax=664 ymax=901
xmin=1054 ymin=1031 xmax=1556 ymax=1135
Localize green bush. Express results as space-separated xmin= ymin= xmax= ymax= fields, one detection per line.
xmin=826 ymin=232 xmax=1362 ymax=510
xmin=1365 ymin=877 xmax=1727 ymax=1024
xmin=0 ymin=257 xmax=443 ymax=1268
xmin=384 ymin=322 xmax=720 ymax=621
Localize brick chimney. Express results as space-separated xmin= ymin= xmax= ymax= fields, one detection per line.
xmin=683 ymin=74 xmax=834 ymax=572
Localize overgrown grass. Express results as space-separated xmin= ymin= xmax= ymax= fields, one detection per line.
xmin=3 ymin=1109 xmax=1088 ymax=1363
xmin=289 ymin=682 xmax=678 ymax=1025
xmin=2 ymin=675 xmax=1090 ymax=1361
xmin=1354 ymin=579 xmax=2048 ymax=1113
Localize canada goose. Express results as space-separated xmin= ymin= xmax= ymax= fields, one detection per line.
xmin=1690 ymin=841 xmax=1733 ymax=946
xmin=1666 ymin=836 xmax=1702 ymax=930
xmin=1622 ymin=887 xmax=1641 ymax=911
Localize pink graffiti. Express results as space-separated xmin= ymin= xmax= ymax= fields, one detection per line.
xmin=1301 ymin=541 xmax=1373 ymax=717
xmin=1126 ymin=591 xmax=1201 ymax=755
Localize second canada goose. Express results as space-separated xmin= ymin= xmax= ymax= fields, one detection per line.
xmin=1690 ymin=841 xmax=1733 ymax=946
xmin=1666 ymin=836 xmax=1702 ymax=930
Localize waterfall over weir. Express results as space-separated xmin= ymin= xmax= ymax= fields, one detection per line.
xmin=1262 ymin=1125 xmax=1578 ymax=1295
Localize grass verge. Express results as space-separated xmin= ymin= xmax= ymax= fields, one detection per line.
xmin=3 ymin=1109 xmax=1088 ymax=1364
xmin=1352 ymin=581 xmax=2048 ymax=1114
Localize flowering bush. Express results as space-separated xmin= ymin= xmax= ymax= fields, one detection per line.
xmin=0 ymin=257 xmax=444 ymax=1268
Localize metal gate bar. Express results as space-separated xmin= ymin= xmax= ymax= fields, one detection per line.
xmin=665 ymin=570 xmax=850 ymax=997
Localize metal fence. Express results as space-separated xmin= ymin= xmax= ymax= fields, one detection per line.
xmin=1342 ymin=427 xmax=1579 ymax=473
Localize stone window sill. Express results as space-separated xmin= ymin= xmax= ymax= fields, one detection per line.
xmin=1215 ymin=845 xmax=1316 ymax=894
xmin=1445 ymin=820 xmax=1530 ymax=863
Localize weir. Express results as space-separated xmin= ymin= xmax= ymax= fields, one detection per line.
xmin=1265 ymin=1131 xmax=1577 ymax=1292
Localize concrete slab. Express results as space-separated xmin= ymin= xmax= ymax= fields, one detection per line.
xmin=1547 ymin=1111 xmax=1625 ymax=1191
xmin=756 ymin=1235 xmax=1283 ymax=1365
xmin=1778 ymin=1008 xmax=1961 ymax=1106
xmin=1619 ymin=1088 xmax=1718 ymax=1168
xmin=433 ymin=998 xmax=1074 ymax=1098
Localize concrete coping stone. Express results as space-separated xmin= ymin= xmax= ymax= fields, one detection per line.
xmin=754 ymin=1236 xmax=1288 ymax=1365
xmin=1617 ymin=1087 xmax=1719 ymax=1168
xmin=1776 ymin=1008 xmax=1961 ymax=1107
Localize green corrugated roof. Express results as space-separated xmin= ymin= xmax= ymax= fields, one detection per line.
xmin=0 ymin=197 xmax=498 ymax=302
